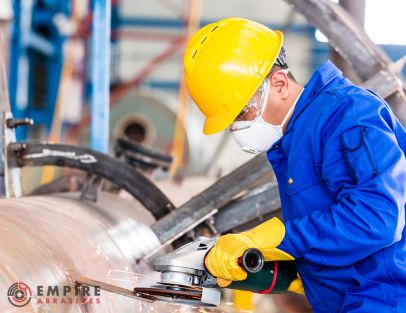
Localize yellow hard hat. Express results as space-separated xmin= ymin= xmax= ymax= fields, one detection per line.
xmin=183 ymin=17 xmax=284 ymax=135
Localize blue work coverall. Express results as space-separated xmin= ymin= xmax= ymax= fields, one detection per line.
xmin=267 ymin=60 xmax=406 ymax=313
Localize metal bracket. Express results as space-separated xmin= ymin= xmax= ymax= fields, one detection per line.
xmin=6 ymin=117 xmax=34 ymax=129
xmin=1 ymin=112 xmax=25 ymax=197
xmin=80 ymin=174 xmax=103 ymax=202
xmin=0 ymin=30 xmax=26 ymax=198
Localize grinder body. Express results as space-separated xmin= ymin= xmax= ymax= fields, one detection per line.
xmin=153 ymin=237 xmax=297 ymax=294
xmin=228 ymin=260 xmax=297 ymax=293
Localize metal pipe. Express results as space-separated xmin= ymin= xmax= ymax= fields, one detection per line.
xmin=331 ymin=0 xmax=365 ymax=80
xmin=91 ymin=0 xmax=111 ymax=153
xmin=339 ymin=0 xmax=365 ymax=26
xmin=0 ymin=192 xmax=168 ymax=312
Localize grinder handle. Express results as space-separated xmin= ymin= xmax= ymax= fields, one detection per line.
xmin=237 ymin=248 xmax=264 ymax=273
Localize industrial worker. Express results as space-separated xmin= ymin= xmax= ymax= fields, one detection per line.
xmin=183 ymin=18 xmax=406 ymax=313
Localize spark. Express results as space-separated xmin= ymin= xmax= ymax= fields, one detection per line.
xmin=106 ymin=269 xmax=145 ymax=283
xmin=107 ymin=276 xmax=139 ymax=283
xmin=155 ymin=302 xmax=176 ymax=313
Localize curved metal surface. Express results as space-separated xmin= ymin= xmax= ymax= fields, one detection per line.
xmin=0 ymin=192 xmax=168 ymax=312
xmin=8 ymin=142 xmax=175 ymax=219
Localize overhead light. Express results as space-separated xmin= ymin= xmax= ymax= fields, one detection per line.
xmin=365 ymin=0 xmax=406 ymax=45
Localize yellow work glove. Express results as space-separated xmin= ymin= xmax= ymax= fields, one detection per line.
xmin=204 ymin=217 xmax=294 ymax=287
xmin=288 ymin=274 xmax=305 ymax=295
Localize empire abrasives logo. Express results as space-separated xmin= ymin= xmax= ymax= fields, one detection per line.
xmin=7 ymin=282 xmax=32 ymax=307
xmin=7 ymin=282 xmax=101 ymax=307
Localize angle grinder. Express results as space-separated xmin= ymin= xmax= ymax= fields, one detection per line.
xmin=133 ymin=237 xmax=297 ymax=306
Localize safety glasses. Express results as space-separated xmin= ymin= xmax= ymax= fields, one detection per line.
xmin=228 ymin=69 xmax=289 ymax=132
xmin=227 ymin=77 xmax=269 ymax=132
xmin=233 ymin=77 xmax=270 ymax=123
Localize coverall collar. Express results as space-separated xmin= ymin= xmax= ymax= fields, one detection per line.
xmin=284 ymin=60 xmax=342 ymax=133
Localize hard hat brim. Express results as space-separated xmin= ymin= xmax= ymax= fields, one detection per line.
xmin=203 ymin=115 xmax=235 ymax=135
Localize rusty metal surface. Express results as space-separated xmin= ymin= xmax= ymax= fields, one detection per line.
xmin=0 ymin=192 xmax=171 ymax=312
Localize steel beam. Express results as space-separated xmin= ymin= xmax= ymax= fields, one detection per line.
xmin=283 ymin=0 xmax=406 ymax=125
xmin=213 ymin=182 xmax=281 ymax=234
xmin=284 ymin=0 xmax=390 ymax=79
xmin=362 ymin=57 xmax=406 ymax=99
xmin=151 ymin=154 xmax=272 ymax=245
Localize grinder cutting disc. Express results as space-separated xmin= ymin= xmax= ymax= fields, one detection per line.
xmin=133 ymin=285 xmax=215 ymax=307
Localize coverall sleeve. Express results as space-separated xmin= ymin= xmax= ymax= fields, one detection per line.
xmin=278 ymin=95 xmax=406 ymax=266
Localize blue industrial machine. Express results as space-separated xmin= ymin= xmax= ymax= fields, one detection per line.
xmin=8 ymin=0 xmax=71 ymax=140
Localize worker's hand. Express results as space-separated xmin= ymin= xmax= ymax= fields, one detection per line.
xmin=288 ymin=274 xmax=305 ymax=295
xmin=205 ymin=217 xmax=294 ymax=287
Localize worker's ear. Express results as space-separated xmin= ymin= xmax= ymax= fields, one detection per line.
xmin=270 ymin=71 xmax=289 ymax=100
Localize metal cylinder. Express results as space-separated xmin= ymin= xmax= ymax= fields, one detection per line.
xmin=0 ymin=192 xmax=170 ymax=312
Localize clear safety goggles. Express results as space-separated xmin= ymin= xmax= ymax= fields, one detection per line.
xmin=228 ymin=69 xmax=289 ymax=132
xmin=233 ymin=77 xmax=270 ymax=123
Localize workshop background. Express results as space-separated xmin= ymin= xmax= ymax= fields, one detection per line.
xmin=0 ymin=0 xmax=405 ymax=313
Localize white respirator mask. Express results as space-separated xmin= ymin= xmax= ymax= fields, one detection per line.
xmin=228 ymin=71 xmax=298 ymax=154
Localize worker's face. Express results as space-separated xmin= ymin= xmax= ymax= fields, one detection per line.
xmin=227 ymin=69 xmax=291 ymax=153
